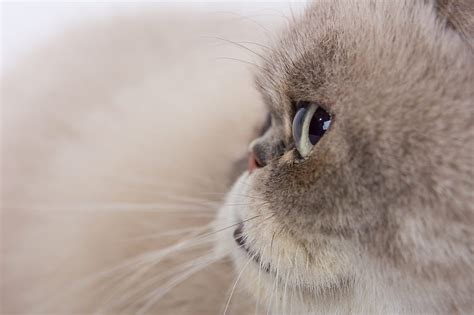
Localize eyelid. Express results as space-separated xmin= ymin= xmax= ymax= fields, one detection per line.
xmin=294 ymin=100 xmax=310 ymax=111
xmin=297 ymin=100 xmax=331 ymax=112
xmin=293 ymin=103 xmax=319 ymax=157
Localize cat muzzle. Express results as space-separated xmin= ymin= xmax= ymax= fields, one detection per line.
xmin=233 ymin=222 xmax=270 ymax=272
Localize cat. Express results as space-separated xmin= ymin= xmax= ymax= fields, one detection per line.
xmin=2 ymin=1 xmax=473 ymax=314
xmin=216 ymin=0 xmax=474 ymax=314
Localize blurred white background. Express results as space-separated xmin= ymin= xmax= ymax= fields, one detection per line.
xmin=1 ymin=1 xmax=307 ymax=73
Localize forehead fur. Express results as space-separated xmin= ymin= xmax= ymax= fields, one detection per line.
xmin=256 ymin=0 xmax=473 ymax=216
xmin=257 ymin=0 xmax=473 ymax=115
xmin=222 ymin=1 xmax=473 ymax=312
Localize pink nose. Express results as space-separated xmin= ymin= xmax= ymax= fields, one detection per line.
xmin=248 ymin=152 xmax=260 ymax=174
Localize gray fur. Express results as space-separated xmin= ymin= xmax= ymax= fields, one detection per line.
xmin=220 ymin=0 xmax=474 ymax=313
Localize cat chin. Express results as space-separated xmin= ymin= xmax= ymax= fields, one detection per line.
xmin=229 ymin=247 xmax=358 ymax=315
xmin=215 ymin=173 xmax=458 ymax=315
xmin=215 ymin=173 xmax=359 ymax=314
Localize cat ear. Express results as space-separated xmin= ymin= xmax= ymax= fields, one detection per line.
xmin=435 ymin=0 xmax=474 ymax=49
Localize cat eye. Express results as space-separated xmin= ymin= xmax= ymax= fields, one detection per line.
xmin=292 ymin=102 xmax=332 ymax=158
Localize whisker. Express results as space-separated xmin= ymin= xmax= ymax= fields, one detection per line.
xmin=199 ymin=191 xmax=266 ymax=201
xmin=255 ymin=244 xmax=267 ymax=315
xmin=124 ymin=225 xmax=211 ymax=242
xmin=236 ymin=40 xmax=271 ymax=51
xmin=222 ymin=253 xmax=255 ymax=315
xmin=255 ymin=8 xmax=293 ymax=24
xmin=130 ymin=212 xmax=270 ymax=251
xmin=266 ymin=253 xmax=281 ymax=315
xmin=223 ymin=202 xmax=267 ymax=207
xmin=136 ymin=253 xmax=223 ymax=315
xmin=31 ymin=232 xmax=215 ymax=313
xmin=204 ymin=214 xmax=262 ymax=238
xmin=208 ymin=11 xmax=273 ymax=36
xmin=282 ymin=266 xmax=291 ymax=314
xmin=103 ymin=250 xmax=218 ymax=312
xmin=215 ymin=57 xmax=265 ymax=70
xmin=295 ymin=246 xmax=305 ymax=310
xmin=147 ymin=191 xmax=222 ymax=205
xmin=4 ymin=203 xmax=217 ymax=213
xmin=127 ymin=212 xmax=268 ymax=254
xmin=202 ymin=36 xmax=269 ymax=62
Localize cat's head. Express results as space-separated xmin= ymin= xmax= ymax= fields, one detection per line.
xmin=216 ymin=0 xmax=473 ymax=313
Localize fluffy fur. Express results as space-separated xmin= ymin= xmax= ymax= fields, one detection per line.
xmin=2 ymin=1 xmax=473 ymax=314
xmin=2 ymin=7 xmax=274 ymax=314
xmin=218 ymin=0 xmax=474 ymax=314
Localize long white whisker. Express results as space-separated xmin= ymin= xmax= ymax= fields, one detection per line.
xmin=200 ymin=191 xmax=266 ymax=201
xmin=99 ymin=235 xmax=215 ymax=313
xmin=215 ymin=57 xmax=265 ymax=70
xmin=222 ymin=254 xmax=255 ymax=315
xmin=203 ymin=36 xmax=269 ymax=63
xmin=103 ymin=250 xmax=218 ymax=313
xmin=282 ymin=264 xmax=291 ymax=314
xmin=136 ymin=254 xmax=222 ymax=315
xmin=208 ymin=11 xmax=273 ymax=36
xmin=4 ymin=203 xmax=218 ymax=213
xmin=266 ymin=253 xmax=281 ymax=315
xmin=125 ymin=225 xmax=211 ymax=242
xmin=31 ymin=229 xmax=215 ymax=313
xmin=255 ymin=244 xmax=267 ymax=315
xmin=295 ymin=247 xmax=305 ymax=311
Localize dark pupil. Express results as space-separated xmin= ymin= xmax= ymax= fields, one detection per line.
xmin=308 ymin=107 xmax=331 ymax=145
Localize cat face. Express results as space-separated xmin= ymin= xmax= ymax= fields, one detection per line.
xmin=217 ymin=1 xmax=473 ymax=313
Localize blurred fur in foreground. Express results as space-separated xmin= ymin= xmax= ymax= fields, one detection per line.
xmin=2 ymin=6 xmax=281 ymax=314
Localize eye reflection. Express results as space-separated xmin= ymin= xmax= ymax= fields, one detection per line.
xmin=292 ymin=102 xmax=332 ymax=157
